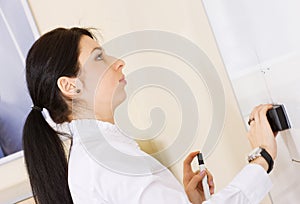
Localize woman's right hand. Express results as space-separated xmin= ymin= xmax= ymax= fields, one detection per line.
xmin=247 ymin=104 xmax=278 ymax=169
xmin=183 ymin=151 xmax=214 ymax=204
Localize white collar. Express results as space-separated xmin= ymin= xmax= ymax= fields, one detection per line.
xmin=69 ymin=119 xmax=138 ymax=146
xmin=68 ymin=119 xmax=165 ymax=176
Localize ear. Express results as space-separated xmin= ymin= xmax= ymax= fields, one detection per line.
xmin=57 ymin=77 xmax=82 ymax=99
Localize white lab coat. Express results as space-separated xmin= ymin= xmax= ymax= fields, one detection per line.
xmin=68 ymin=119 xmax=272 ymax=204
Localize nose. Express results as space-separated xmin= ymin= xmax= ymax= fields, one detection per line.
xmin=111 ymin=58 xmax=125 ymax=71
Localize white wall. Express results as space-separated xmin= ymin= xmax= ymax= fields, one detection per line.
xmin=1 ymin=0 xmax=272 ymax=203
xmin=202 ymin=0 xmax=300 ymax=203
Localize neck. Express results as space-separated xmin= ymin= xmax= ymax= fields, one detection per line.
xmin=71 ymin=107 xmax=115 ymax=124
xmin=96 ymin=115 xmax=115 ymax=124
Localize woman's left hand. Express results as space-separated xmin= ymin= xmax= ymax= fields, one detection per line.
xmin=183 ymin=151 xmax=214 ymax=204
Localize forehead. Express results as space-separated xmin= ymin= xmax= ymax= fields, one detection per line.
xmin=78 ymin=35 xmax=101 ymax=66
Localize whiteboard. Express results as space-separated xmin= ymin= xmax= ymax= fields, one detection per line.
xmin=202 ymin=0 xmax=300 ymax=203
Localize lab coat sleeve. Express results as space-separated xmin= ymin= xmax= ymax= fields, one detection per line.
xmin=203 ymin=164 xmax=272 ymax=204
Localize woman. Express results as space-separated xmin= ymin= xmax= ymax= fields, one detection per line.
xmin=23 ymin=27 xmax=277 ymax=204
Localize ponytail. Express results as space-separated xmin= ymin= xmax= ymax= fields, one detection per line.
xmin=23 ymin=109 xmax=73 ymax=204
xmin=23 ymin=27 xmax=94 ymax=203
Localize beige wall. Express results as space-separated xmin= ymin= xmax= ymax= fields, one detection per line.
xmin=27 ymin=0 xmax=253 ymax=193
xmin=0 ymin=0 xmax=271 ymax=203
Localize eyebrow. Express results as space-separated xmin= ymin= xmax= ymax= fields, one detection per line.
xmin=90 ymin=47 xmax=103 ymax=54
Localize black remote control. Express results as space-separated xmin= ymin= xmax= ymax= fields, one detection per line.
xmin=266 ymin=104 xmax=291 ymax=132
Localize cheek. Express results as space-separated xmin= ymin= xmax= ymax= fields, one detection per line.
xmin=85 ymin=72 xmax=103 ymax=94
xmin=95 ymin=73 xmax=119 ymax=102
xmin=79 ymin=67 xmax=105 ymax=103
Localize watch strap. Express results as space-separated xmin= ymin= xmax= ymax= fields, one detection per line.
xmin=260 ymin=148 xmax=274 ymax=174
xmin=248 ymin=147 xmax=274 ymax=174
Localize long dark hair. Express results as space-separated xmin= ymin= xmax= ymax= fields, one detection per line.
xmin=23 ymin=27 xmax=93 ymax=204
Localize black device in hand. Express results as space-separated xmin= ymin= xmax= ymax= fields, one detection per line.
xmin=267 ymin=104 xmax=291 ymax=132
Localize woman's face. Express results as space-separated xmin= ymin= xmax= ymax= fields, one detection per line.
xmin=77 ymin=35 xmax=126 ymax=120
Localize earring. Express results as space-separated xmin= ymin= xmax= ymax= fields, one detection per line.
xmin=76 ymin=89 xmax=81 ymax=93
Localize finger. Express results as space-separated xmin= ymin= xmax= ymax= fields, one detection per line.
xmin=250 ymin=119 xmax=256 ymax=127
xmin=183 ymin=151 xmax=200 ymax=174
xmin=258 ymin=104 xmax=273 ymax=122
xmin=249 ymin=104 xmax=261 ymax=119
xmin=249 ymin=105 xmax=262 ymax=125
xmin=252 ymin=104 xmax=271 ymax=127
xmin=249 ymin=118 xmax=255 ymax=126
xmin=250 ymin=104 xmax=261 ymax=117
xmin=251 ymin=104 xmax=273 ymax=134
xmin=186 ymin=171 xmax=207 ymax=191
xmin=206 ymin=170 xmax=215 ymax=194
xmin=254 ymin=104 xmax=271 ymax=121
xmin=252 ymin=104 xmax=263 ymax=123
xmin=183 ymin=151 xmax=200 ymax=185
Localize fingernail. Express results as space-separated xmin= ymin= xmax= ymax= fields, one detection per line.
xmin=210 ymin=180 xmax=214 ymax=185
xmin=200 ymin=170 xmax=206 ymax=176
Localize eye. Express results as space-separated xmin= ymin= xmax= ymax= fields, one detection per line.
xmin=95 ymin=53 xmax=103 ymax=61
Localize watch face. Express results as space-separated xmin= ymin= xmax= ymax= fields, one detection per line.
xmin=248 ymin=147 xmax=262 ymax=162
xmin=250 ymin=147 xmax=261 ymax=155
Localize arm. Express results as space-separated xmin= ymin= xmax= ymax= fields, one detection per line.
xmin=184 ymin=104 xmax=277 ymax=204
xmin=203 ymin=164 xmax=272 ymax=204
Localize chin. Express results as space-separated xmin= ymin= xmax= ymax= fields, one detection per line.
xmin=113 ymin=92 xmax=127 ymax=109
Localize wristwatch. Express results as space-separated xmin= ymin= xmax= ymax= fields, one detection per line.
xmin=247 ymin=147 xmax=274 ymax=174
